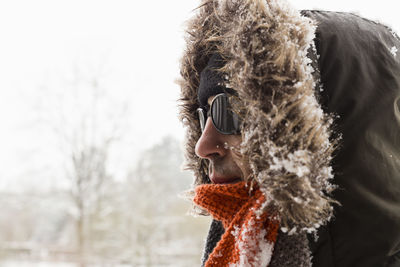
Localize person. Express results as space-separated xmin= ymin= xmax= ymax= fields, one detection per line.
xmin=178 ymin=0 xmax=400 ymax=266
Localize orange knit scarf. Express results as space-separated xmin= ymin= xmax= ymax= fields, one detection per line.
xmin=194 ymin=181 xmax=280 ymax=267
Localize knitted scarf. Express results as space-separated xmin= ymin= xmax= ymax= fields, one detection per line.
xmin=194 ymin=181 xmax=280 ymax=267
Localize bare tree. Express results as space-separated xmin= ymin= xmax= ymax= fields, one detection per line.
xmin=36 ymin=61 xmax=129 ymax=266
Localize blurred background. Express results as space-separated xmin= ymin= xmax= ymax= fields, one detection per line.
xmin=0 ymin=0 xmax=399 ymax=266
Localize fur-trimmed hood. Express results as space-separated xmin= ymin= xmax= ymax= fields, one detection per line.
xmin=178 ymin=0 xmax=336 ymax=231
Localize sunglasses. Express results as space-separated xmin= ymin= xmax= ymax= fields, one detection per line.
xmin=196 ymin=93 xmax=241 ymax=135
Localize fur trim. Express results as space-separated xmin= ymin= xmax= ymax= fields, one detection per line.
xmin=178 ymin=0 xmax=338 ymax=231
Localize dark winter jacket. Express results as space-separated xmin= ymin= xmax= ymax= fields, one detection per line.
xmin=303 ymin=10 xmax=400 ymax=267
xmin=178 ymin=0 xmax=400 ymax=266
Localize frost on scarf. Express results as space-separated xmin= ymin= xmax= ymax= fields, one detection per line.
xmin=229 ymin=218 xmax=275 ymax=267
xmin=194 ymin=182 xmax=279 ymax=267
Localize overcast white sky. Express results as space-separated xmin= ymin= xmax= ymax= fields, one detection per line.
xmin=0 ymin=0 xmax=399 ymax=191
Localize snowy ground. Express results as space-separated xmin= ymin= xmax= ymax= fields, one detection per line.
xmin=0 ymin=261 xmax=193 ymax=267
xmin=0 ymin=262 xmax=133 ymax=267
xmin=0 ymin=262 xmax=76 ymax=267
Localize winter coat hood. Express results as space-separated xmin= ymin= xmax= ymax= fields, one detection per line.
xmin=302 ymin=10 xmax=400 ymax=266
xmin=178 ymin=0 xmax=337 ymax=232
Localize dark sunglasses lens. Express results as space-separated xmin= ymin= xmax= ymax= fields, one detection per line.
xmin=197 ymin=108 xmax=206 ymax=132
xmin=211 ymin=94 xmax=240 ymax=134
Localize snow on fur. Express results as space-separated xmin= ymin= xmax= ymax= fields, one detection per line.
xmin=178 ymin=0 xmax=338 ymax=231
xmin=390 ymin=46 xmax=398 ymax=57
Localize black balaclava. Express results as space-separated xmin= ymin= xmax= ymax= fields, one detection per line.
xmin=198 ymin=53 xmax=235 ymax=107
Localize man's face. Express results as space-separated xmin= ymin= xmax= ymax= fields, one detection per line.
xmin=195 ymin=95 xmax=250 ymax=184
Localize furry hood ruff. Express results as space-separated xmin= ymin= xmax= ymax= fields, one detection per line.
xmin=178 ymin=0 xmax=337 ymax=231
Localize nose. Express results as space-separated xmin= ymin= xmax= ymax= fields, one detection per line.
xmin=195 ymin=117 xmax=227 ymax=159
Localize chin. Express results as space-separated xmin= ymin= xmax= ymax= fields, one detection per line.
xmin=210 ymin=176 xmax=242 ymax=184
